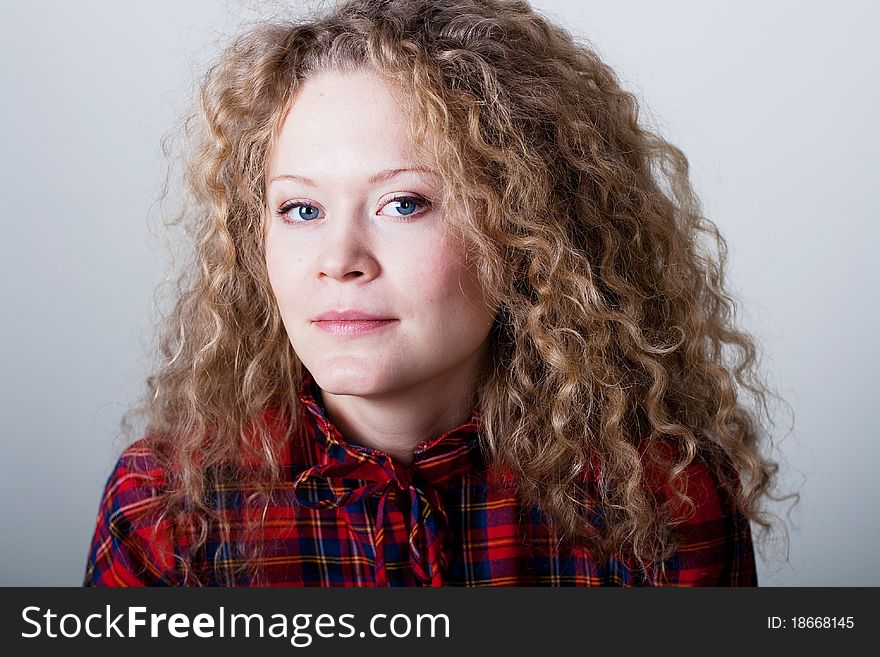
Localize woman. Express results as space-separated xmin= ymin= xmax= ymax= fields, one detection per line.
xmin=85 ymin=0 xmax=780 ymax=586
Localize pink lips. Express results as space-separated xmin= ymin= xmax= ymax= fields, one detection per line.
xmin=312 ymin=310 xmax=397 ymax=336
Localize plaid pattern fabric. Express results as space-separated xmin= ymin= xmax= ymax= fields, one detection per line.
xmin=84 ymin=376 xmax=757 ymax=587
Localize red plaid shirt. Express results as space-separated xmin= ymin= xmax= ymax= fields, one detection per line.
xmin=84 ymin=376 xmax=757 ymax=586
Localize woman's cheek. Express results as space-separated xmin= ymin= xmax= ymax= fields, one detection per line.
xmin=411 ymin=244 xmax=466 ymax=303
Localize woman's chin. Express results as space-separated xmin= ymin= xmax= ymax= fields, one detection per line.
xmin=308 ymin=365 xmax=400 ymax=397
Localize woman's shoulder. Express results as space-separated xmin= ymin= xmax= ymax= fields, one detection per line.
xmin=645 ymin=441 xmax=757 ymax=585
xmin=657 ymin=444 xmax=741 ymax=523
xmin=107 ymin=436 xmax=167 ymax=485
xmin=96 ymin=437 xmax=171 ymax=517
xmin=84 ymin=437 xmax=177 ymax=586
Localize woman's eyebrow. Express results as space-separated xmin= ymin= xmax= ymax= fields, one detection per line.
xmin=267 ymin=166 xmax=439 ymax=187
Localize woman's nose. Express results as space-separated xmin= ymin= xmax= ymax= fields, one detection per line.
xmin=315 ymin=213 xmax=380 ymax=282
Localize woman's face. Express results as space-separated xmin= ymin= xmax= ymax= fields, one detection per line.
xmin=264 ymin=69 xmax=496 ymax=398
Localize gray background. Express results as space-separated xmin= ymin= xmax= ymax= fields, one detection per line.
xmin=1 ymin=0 xmax=876 ymax=585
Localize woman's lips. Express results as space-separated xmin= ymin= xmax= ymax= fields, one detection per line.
xmin=312 ymin=319 xmax=397 ymax=336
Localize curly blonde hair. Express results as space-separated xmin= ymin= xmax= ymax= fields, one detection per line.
xmin=130 ymin=0 xmax=786 ymax=584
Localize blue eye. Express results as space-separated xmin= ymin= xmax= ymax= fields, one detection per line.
xmin=392 ymin=199 xmax=417 ymax=215
xmin=380 ymin=196 xmax=428 ymax=217
xmin=295 ymin=204 xmax=320 ymax=221
xmin=278 ymin=202 xmax=322 ymax=223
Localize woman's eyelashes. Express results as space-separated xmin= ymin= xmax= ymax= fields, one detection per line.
xmin=277 ymin=201 xmax=321 ymax=223
xmin=276 ymin=194 xmax=432 ymax=225
xmin=379 ymin=195 xmax=427 ymax=217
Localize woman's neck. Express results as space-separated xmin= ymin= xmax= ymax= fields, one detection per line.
xmin=318 ymin=357 xmax=486 ymax=466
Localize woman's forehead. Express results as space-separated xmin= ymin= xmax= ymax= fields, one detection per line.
xmin=266 ymin=70 xmax=438 ymax=187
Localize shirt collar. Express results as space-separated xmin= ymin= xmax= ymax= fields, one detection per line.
xmin=296 ymin=371 xmax=483 ymax=489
